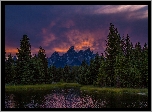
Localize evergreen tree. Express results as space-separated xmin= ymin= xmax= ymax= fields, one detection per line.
xmin=30 ymin=54 xmax=40 ymax=84
xmin=37 ymin=46 xmax=49 ymax=84
xmin=114 ymin=51 xmax=126 ymax=87
xmin=48 ymin=65 xmax=57 ymax=83
xmin=53 ymin=67 xmax=63 ymax=82
xmin=78 ymin=60 xmax=89 ymax=85
xmin=70 ymin=66 xmax=80 ymax=83
xmin=96 ymin=53 xmax=107 ymax=87
xmin=133 ymin=42 xmax=142 ymax=87
xmin=141 ymin=43 xmax=148 ymax=87
xmin=57 ymin=67 xmax=64 ymax=82
xmin=104 ymin=23 xmax=122 ymax=87
xmin=89 ymin=59 xmax=94 ymax=84
xmin=113 ymin=34 xmax=129 ymax=88
xmin=92 ymin=53 xmax=101 ymax=85
xmin=63 ymin=64 xmax=71 ymax=82
xmin=5 ymin=53 xmax=16 ymax=84
xmin=16 ymin=35 xmax=32 ymax=84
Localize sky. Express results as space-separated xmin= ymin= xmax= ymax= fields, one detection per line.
xmin=5 ymin=5 xmax=148 ymax=57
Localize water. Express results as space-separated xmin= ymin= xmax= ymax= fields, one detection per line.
xmin=5 ymin=88 xmax=148 ymax=108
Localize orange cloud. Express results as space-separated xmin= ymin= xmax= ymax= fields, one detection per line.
xmin=65 ymin=29 xmax=95 ymax=51
xmin=5 ymin=46 xmax=40 ymax=57
xmin=52 ymin=42 xmax=70 ymax=53
xmin=5 ymin=47 xmax=18 ymax=56
xmin=53 ymin=48 xmax=69 ymax=53
xmin=41 ymin=28 xmax=56 ymax=47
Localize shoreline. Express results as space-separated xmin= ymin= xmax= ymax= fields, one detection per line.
xmin=5 ymin=83 xmax=148 ymax=96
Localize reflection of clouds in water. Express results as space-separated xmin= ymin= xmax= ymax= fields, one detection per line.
xmin=5 ymin=91 xmax=148 ymax=108
xmin=39 ymin=89 xmax=107 ymax=108
xmin=5 ymin=94 xmax=16 ymax=108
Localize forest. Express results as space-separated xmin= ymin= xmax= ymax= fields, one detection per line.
xmin=5 ymin=23 xmax=148 ymax=88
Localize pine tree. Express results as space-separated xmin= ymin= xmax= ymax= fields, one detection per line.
xmin=96 ymin=53 xmax=107 ymax=87
xmin=57 ymin=67 xmax=64 ymax=82
xmin=92 ymin=53 xmax=101 ymax=85
xmin=70 ymin=66 xmax=80 ymax=83
xmin=37 ymin=46 xmax=48 ymax=84
xmin=114 ymin=34 xmax=132 ymax=88
xmin=48 ymin=65 xmax=57 ymax=83
xmin=5 ymin=53 xmax=16 ymax=84
xmin=29 ymin=54 xmax=40 ymax=84
xmin=16 ymin=35 xmax=32 ymax=84
xmin=104 ymin=23 xmax=122 ymax=87
xmin=141 ymin=43 xmax=148 ymax=87
xmin=78 ymin=60 xmax=89 ymax=85
xmin=63 ymin=64 xmax=70 ymax=82
xmin=114 ymin=51 xmax=126 ymax=87
xmin=133 ymin=42 xmax=142 ymax=87
xmin=89 ymin=59 xmax=94 ymax=84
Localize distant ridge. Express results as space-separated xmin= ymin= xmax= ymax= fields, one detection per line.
xmin=47 ymin=46 xmax=96 ymax=67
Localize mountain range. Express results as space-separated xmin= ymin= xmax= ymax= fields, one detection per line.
xmin=11 ymin=46 xmax=97 ymax=68
xmin=47 ymin=46 xmax=96 ymax=67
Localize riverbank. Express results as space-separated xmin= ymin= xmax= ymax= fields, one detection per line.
xmin=5 ymin=83 xmax=148 ymax=96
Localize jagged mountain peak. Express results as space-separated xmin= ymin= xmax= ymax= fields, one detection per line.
xmin=52 ymin=51 xmax=59 ymax=55
xmin=48 ymin=46 xmax=96 ymax=67
xmin=67 ymin=46 xmax=75 ymax=53
xmin=69 ymin=46 xmax=74 ymax=50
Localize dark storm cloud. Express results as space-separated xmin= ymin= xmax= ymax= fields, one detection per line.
xmin=5 ymin=5 xmax=148 ymax=57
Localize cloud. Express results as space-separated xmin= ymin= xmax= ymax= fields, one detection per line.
xmin=5 ymin=5 xmax=148 ymax=57
xmin=53 ymin=47 xmax=69 ymax=53
xmin=65 ymin=29 xmax=95 ymax=50
xmin=93 ymin=5 xmax=147 ymax=14
xmin=60 ymin=19 xmax=75 ymax=29
xmin=41 ymin=28 xmax=56 ymax=47
xmin=92 ymin=5 xmax=148 ymax=20
xmin=5 ymin=47 xmax=18 ymax=56
xmin=127 ymin=10 xmax=148 ymax=19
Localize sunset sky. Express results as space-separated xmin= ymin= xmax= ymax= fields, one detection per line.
xmin=5 ymin=5 xmax=148 ymax=57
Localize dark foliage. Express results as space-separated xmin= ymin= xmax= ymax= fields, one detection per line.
xmin=5 ymin=24 xmax=148 ymax=88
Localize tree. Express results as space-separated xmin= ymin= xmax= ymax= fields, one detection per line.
xmin=132 ymin=42 xmax=142 ymax=88
xmin=63 ymin=64 xmax=71 ymax=82
xmin=104 ymin=23 xmax=122 ymax=87
xmin=29 ymin=54 xmax=41 ymax=84
xmin=77 ymin=60 xmax=90 ymax=85
xmin=113 ymin=34 xmax=131 ymax=88
xmin=96 ymin=53 xmax=107 ymax=87
xmin=70 ymin=66 xmax=80 ymax=83
xmin=5 ymin=53 xmax=16 ymax=84
xmin=114 ymin=51 xmax=126 ymax=87
xmin=92 ymin=53 xmax=101 ymax=85
xmin=141 ymin=43 xmax=148 ymax=87
xmin=37 ymin=46 xmax=49 ymax=84
xmin=48 ymin=65 xmax=57 ymax=83
xmin=16 ymin=35 xmax=33 ymax=84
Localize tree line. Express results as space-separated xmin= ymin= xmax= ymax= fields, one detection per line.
xmin=5 ymin=23 xmax=148 ymax=88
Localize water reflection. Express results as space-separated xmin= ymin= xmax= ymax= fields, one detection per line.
xmin=5 ymin=94 xmax=16 ymax=108
xmin=39 ymin=89 xmax=107 ymax=108
xmin=5 ymin=89 xmax=148 ymax=108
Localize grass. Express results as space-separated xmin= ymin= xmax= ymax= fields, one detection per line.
xmin=80 ymin=85 xmax=148 ymax=96
xmin=5 ymin=83 xmax=148 ymax=96
xmin=5 ymin=83 xmax=82 ymax=92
